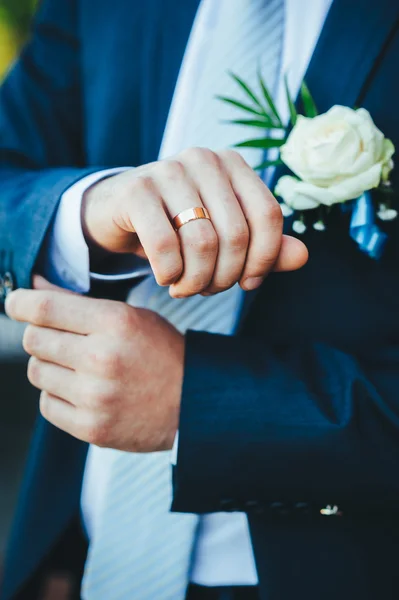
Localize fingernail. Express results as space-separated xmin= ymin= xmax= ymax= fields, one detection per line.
xmin=242 ymin=277 xmax=263 ymax=291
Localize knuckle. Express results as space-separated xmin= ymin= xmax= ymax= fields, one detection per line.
xmin=128 ymin=175 xmax=155 ymax=197
xmin=87 ymin=345 xmax=123 ymax=379
xmin=161 ymin=159 xmax=185 ymax=180
xmin=225 ymin=224 xmax=250 ymax=251
xmin=102 ymin=352 xmax=123 ymax=379
xmin=189 ymin=227 xmax=218 ymax=257
xmin=32 ymin=294 xmax=53 ymax=324
xmin=218 ymin=148 xmax=245 ymax=165
xmin=180 ymin=147 xmax=218 ymax=166
xmin=96 ymin=386 xmax=116 ymax=409
xmin=183 ymin=271 xmax=212 ymax=295
xmin=152 ymin=233 xmax=179 ymax=257
xmin=192 ymin=236 xmax=216 ymax=257
xmin=155 ymin=262 xmax=182 ymax=286
xmin=260 ymin=199 xmax=284 ymax=229
xmin=106 ymin=302 xmax=134 ymax=334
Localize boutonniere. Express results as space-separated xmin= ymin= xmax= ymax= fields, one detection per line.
xmin=219 ymin=73 xmax=396 ymax=259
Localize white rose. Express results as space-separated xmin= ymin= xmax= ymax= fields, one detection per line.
xmin=278 ymin=105 xmax=395 ymax=207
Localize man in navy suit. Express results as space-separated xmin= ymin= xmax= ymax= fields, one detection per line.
xmin=1 ymin=0 xmax=399 ymax=599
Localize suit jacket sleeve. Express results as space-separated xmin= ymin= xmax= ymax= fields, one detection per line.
xmin=172 ymin=330 xmax=399 ymax=517
xmin=0 ymin=0 xmax=97 ymax=295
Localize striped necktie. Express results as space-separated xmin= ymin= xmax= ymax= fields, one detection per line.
xmin=82 ymin=1 xmax=285 ymax=598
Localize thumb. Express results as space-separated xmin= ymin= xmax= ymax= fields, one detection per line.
xmin=32 ymin=274 xmax=78 ymax=295
xmin=273 ymin=235 xmax=309 ymax=272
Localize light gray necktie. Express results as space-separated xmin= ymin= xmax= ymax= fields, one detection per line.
xmin=82 ymin=1 xmax=285 ymax=598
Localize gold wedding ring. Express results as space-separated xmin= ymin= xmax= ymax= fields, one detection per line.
xmin=173 ymin=207 xmax=211 ymax=231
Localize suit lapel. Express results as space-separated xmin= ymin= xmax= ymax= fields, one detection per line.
xmin=303 ymin=0 xmax=399 ymax=113
xmin=239 ymin=0 xmax=399 ymax=324
xmin=140 ymin=0 xmax=201 ymax=163
xmin=88 ymin=0 xmax=201 ymax=167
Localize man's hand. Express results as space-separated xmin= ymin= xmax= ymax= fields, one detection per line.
xmin=6 ymin=284 xmax=183 ymax=452
xmin=83 ymin=148 xmax=308 ymax=297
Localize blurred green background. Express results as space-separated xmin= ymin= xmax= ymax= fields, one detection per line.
xmin=0 ymin=0 xmax=38 ymax=77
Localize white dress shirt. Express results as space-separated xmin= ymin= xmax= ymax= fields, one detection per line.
xmin=44 ymin=0 xmax=333 ymax=587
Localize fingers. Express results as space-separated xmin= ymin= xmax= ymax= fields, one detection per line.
xmin=180 ymin=148 xmax=249 ymax=295
xmin=82 ymin=151 xmax=307 ymax=298
xmin=219 ymin=150 xmax=284 ymax=290
xmin=118 ymin=172 xmax=183 ymax=287
xmin=39 ymin=391 xmax=78 ymax=436
xmin=27 ymin=357 xmax=81 ymax=403
xmin=28 ymin=347 xmax=123 ymax=414
xmin=154 ymin=157 xmax=219 ymax=297
xmin=23 ymin=325 xmax=86 ymax=370
xmin=23 ymin=323 xmax=132 ymax=385
xmin=40 ymin=391 xmax=112 ymax=446
xmin=120 ymin=149 xmax=307 ymax=297
xmin=39 ymin=391 xmax=95 ymax=443
xmin=28 ymin=357 xmax=113 ymax=415
xmin=5 ymin=289 xmax=126 ymax=335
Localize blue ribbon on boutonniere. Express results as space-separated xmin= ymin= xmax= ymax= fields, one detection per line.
xmin=345 ymin=192 xmax=388 ymax=260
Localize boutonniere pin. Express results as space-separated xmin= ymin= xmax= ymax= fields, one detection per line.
xmin=219 ymin=73 xmax=396 ymax=259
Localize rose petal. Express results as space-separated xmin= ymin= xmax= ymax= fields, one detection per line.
xmin=275 ymin=176 xmax=321 ymax=210
xmin=323 ymin=162 xmax=382 ymax=204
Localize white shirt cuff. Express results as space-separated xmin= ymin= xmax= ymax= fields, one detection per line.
xmin=43 ymin=168 xmax=151 ymax=292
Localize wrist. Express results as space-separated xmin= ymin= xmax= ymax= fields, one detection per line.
xmin=81 ymin=178 xmax=121 ymax=269
xmin=81 ymin=180 xmax=107 ymax=248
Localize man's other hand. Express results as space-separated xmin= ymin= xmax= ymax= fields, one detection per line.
xmin=6 ymin=283 xmax=183 ymax=452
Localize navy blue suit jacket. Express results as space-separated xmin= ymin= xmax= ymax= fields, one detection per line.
xmin=1 ymin=1 xmax=399 ymax=598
